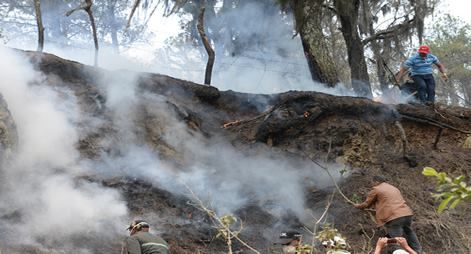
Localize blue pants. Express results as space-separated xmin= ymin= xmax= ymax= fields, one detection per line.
xmin=385 ymin=215 xmax=422 ymax=252
xmin=412 ymin=74 xmax=436 ymax=103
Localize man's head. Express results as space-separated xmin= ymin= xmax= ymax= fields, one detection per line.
xmin=418 ymin=45 xmax=430 ymax=57
xmin=127 ymin=220 xmax=150 ymax=235
xmin=372 ymin=175 xmax=387 ymax=186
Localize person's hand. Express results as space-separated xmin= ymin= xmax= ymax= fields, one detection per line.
xmin=373 ymin=237 xmax=389 ymax=254
xmin=395 ymin=237 xmax=417 ymax=254
xmin=441 ymin=73 xmax=448 ymax=82
xmin=376 ymin=237 xmax=388 ymax=249
xmin=395 ymin=237 xmax=409 ymax=249
xmin=394 ymin=76 xmax=401 ymax=86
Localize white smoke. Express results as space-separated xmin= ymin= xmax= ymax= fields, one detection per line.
xmin=0 ymin=1 xmax=353 ymax=250
xmin=0 ymin=46 xmax=128 ymax=249
xmin=87 ymin=73 xmax=341 ymax=221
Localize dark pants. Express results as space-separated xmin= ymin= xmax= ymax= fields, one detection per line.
xmin=412 ymin=74 xmax=436 ymax=103
xmin=385 ymin=215 xmax=422 ymax=252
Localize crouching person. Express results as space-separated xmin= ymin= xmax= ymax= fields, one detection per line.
xmin=122 ymin=220 xmax=169 ymax=254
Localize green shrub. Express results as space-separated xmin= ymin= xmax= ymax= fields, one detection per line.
xmin=422 ymin=167 xmax=471 ymax=213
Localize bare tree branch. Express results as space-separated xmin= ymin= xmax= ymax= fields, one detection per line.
xmin=65 ymin=2 xmax=88 ymax=17
xmin=182 ymin=183 xmax=261 ymax=254
xmin=301 ymin=150 xmax=355 ymax=205
xmin=126 ymin=0 xmax=141 ymax=30
xmin=66 ymin=0 xmax=99 ymax=66
xmin=362 ymin=19 xmax=415 ymax=45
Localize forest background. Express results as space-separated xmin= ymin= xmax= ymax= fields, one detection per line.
xmin=0 ymin=0 xmax=470 ymax=105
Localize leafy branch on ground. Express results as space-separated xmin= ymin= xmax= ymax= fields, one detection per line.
xmin=422 ymin=167 xmax=471 ymax=213
xmin=316 ymin=224 xmax=351 ymax=253
xmin=303 ymin=189 xmax=335 ymax=254
xmin=182 ymin=183 xmax=260 ymax=254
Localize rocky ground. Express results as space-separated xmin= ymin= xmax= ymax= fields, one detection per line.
xmin=0 ymin=50 xmax=470 ymax=253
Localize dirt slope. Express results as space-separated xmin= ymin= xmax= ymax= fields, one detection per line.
xmin=3 ymin=50 xmax=470 ymax=253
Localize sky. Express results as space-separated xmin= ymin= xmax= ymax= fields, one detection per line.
xmin=440 ymin=0 xmax=471 ymax=24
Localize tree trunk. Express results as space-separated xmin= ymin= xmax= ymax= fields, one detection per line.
xmin=334 ymin=0 xmax=372 ymax=97
xmin=126 ymin=0 xmax=141 ymax=30
xmin=107 ymin=2 xmax=119 ymax=53
xmin=84 ymin=0 xmax=99 ymax=66
xmin=66 ymin=0 xmax=99 ymax=66
xmin=458 ymin=78 xmax=471 ymax=106
xmin=34 ymin=0 xmax=44 ymax=52
xmin=197 ymin=6 xmax=215 ymax=85
xmin=43 ymin=0 xmax=68 ymax=46
xmin=292 ymin=0 xmax=338 ymax=86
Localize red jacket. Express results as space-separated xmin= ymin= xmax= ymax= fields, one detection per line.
xmin=357 ymin=182 xmax=413 ymax=226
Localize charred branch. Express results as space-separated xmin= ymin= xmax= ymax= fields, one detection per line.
xmin=399 ymin=113 xmax=471 ymax=134
xmin=433 ymin=128 xmax=443 ymax=150
xmin=394 ymin=121 xmax=409 ymax=159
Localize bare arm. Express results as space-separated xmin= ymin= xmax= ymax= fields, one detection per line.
xmin=436 ymin=62 xmax=446 ymax=74
xmin=395 ymin=66 xmax=409 ymax=84
xmin=435 ymin=62 xmax=448 ymax=81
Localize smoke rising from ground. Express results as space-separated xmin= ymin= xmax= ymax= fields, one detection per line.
xmin=89 ymin=71 xmax=342 ymax=221
xmin=0 ymin=2 xmax=352 ymax=251
xmin=0 ymin=47 xmax=128 ymax=250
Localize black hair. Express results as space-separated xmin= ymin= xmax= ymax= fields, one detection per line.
xmin=373 ymin=175 xmax=387 ymax=183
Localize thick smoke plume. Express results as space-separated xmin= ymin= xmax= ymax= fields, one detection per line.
xmin=0 ymin=46 xmax=128 ymax=251
xmin=90 ymin=69 xmax=343 ymax=222
xmin=0 ymin=2 xmax=351 ymax=251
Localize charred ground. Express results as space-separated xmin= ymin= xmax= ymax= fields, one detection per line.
xmin=1 ymin=51 xmax=470 ymax=253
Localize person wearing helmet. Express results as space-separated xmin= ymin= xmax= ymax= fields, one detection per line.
xmin=395 ymin=45 xmax=448 ymax=104
xmin=121 ymin=220 xmax=169 ymax=254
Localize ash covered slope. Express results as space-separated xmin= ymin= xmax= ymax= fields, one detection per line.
xmin=1 ymin=49 xmax=470 ymax=253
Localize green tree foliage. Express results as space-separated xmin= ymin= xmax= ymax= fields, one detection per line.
xmin=426 ymin=15 xmax=471 ymax=106
xmin=422 ymin=167 xmax=471 ymax=213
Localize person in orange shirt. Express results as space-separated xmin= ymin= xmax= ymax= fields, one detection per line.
xmin=354 ymin=175 xmax=421 ymax=253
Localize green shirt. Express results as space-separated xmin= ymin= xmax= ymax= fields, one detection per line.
xmin=125 ymin=231 xmax=169 ymax=254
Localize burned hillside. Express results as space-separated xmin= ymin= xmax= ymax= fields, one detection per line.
xmin=0 ymin=50 xmax=470 ymax=254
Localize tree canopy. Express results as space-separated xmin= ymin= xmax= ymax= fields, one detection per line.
xmin=0 ymin=0 xmax=469 ymax=106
